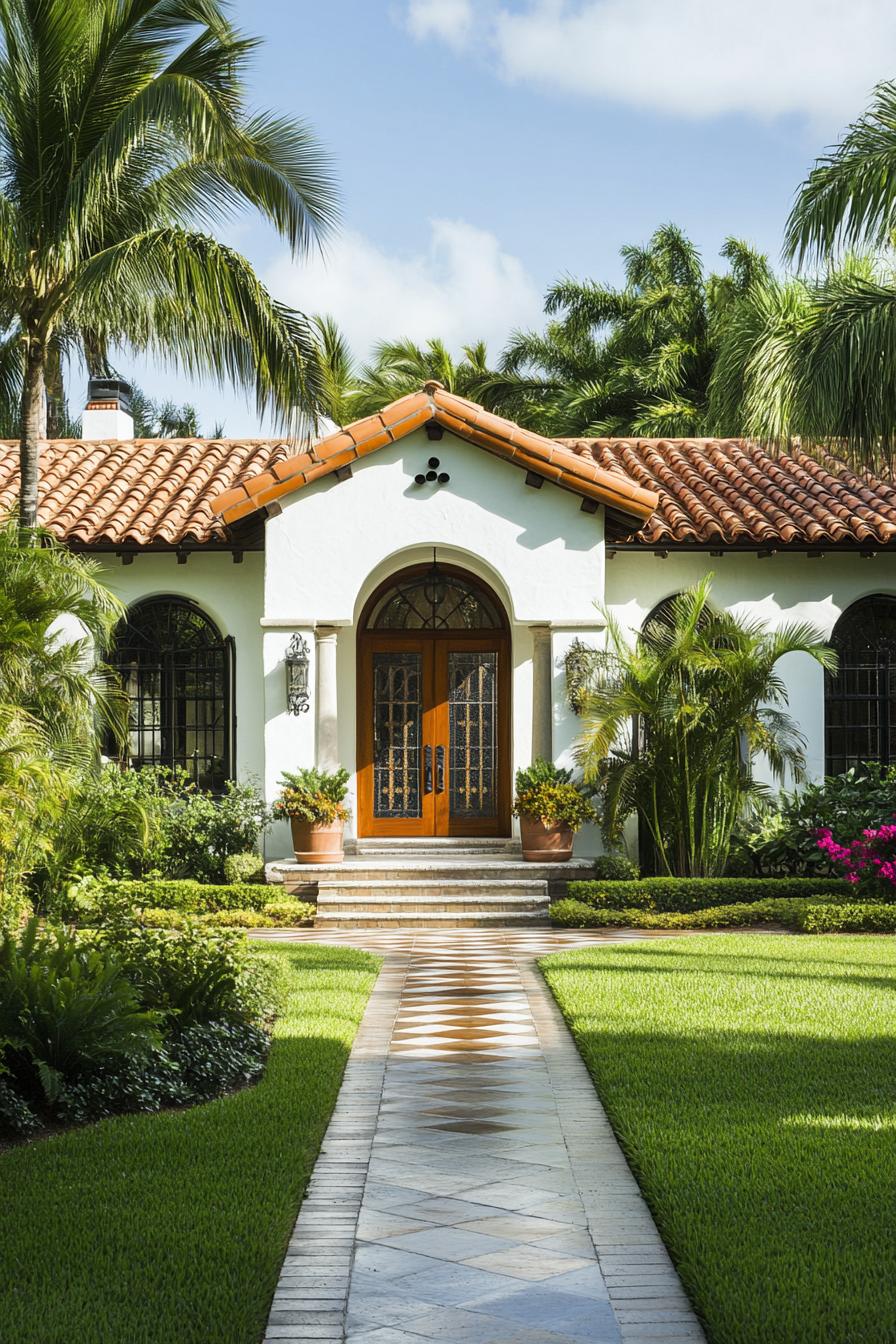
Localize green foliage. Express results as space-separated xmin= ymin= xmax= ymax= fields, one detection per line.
xmin=731 ymin=766 xmax=896 ymax=876
xmin=567 ymin=875 xmax=848 ymax=913
xmin=97 ymin=920 xmax=276 ymax=1031
xmin=159 ymin=777 xmax=273 ymax=883
xmin=512 ymin=758 xmax=596 ymax=831
xmin=274 ymin=768 xmax=351 ymax=824
xmin=0 ymin=944 xmax=379 ymax=1341
xmin=0 ymin=919 xmax=161 ymax=1106
xmin=488 ymin=226 xmax=770 ymax=438
xmin=576 ymin=577 xmax=833 ymax=876
xmin=593 ymin=853 xmax=640 ymax=881
xmin=258 ymin=900 xmax=316 ymax=926
xmin=75 ymin=878 xmax=274 ymax=923
xmin=551 ymin=895 xmax=896 ymax=933
xmin=0 ymin=1071 xmax=38 ymax=1136
xmin=223 ymin=852 xmax=267 ymax=885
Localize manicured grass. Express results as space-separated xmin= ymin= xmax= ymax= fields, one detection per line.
xmin=542 ymin=935 xmax=896 ymax=1344
xmin=0 ymin=942 xmax=380 ymax=1344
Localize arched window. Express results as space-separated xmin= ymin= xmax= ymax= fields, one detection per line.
xmin=365 ymin=566 xmax=503 ymax=631
xmin=825 ymin=595 xmax=896 ymax=775
xmin=110 ymin=597 xmax=234 ymax=791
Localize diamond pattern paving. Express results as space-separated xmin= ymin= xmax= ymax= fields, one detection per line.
xmin=260 ymin=930 xmax=707 ymax=1344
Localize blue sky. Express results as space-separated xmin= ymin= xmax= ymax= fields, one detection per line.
xmin=126 ymin=0 xmax=896 ymax=435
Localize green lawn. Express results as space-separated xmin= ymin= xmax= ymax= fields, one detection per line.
xmin=541 ymin=935 xmax=896 ymax=1344
xmin=0 ymin=942 xmax=380 ymax=1344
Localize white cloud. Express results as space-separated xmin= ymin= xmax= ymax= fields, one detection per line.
xmin=404 ymin=0 xmax=474 ymax=48
xmin=401 ymin=0 xmax=896 ymax=124
xmin=265 ymin=218 xmax=543 ymax=363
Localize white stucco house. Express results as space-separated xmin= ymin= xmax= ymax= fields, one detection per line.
xmin=5 ymin=377 xmax=896 ymax=862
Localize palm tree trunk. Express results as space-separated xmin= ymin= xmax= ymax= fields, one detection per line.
xmin=19 ymin=340 xmax=46 ymax=536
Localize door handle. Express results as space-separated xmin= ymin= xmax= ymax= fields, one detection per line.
xmin=424 ymin=745 xmax=433 ymax=793
xmin=436 ymin=745 xmax=445 ymax=792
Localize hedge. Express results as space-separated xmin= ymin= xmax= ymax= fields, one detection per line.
xmin=129 ymin=901 xmax=316 ymax=930
xmin=567 ymin=876 xmax=851 ymax=914
xmin=81 ymin=878 xmax=279 ymax=918
xmin=550 ymin=896 xmax=896 ymax=934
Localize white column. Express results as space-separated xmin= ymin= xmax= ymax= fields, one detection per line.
xmin=530 ymin=623 xmax=553 ymax=764
xmin=315 ymin=626 xmax=339 ymax=771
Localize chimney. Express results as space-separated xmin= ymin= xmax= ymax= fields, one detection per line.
xmin=82 ymin=378 xmax=134 ymax=440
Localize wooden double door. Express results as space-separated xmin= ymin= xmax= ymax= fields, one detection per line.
xmin=358 ymin=633 xmax=511 ymax=837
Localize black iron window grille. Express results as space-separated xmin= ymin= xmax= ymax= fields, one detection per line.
xmin=109 ymin=596 xmax=234 ymax=791
xmin=826 ymin=595 xmax=896 ymax=775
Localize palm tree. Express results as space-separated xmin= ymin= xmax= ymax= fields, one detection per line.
xmin=491 ymin=227 xmax=770 ymax=438
xmin=710 ymin=82 xmax=896 ymax=465
xmin=0 ymin=0 xmax=338 ymax=532
xmin=575 ymin=579 xmax=834 ymax=876
xmin=352 ymin=337 xmax=494 ymax=420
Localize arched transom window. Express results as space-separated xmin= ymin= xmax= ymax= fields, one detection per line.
xmin=366 ymin=567 xmax=503 ymax=631
xmin=110 ymin=597 xmax=233 ymax=791
xmin=825 ymin=595 xmax=896 ymax=775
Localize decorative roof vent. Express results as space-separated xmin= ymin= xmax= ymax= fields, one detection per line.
xmin=83 ymin=378 xmax=134 ymax=441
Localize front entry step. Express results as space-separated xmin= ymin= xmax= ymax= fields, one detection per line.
xmin=267 ymin=850 xmax=593 ymax=928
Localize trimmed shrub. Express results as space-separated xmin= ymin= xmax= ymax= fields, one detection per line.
xmin=223 ymin=852 xmax=266 ymax=885
xmin=261 ymin=899 xmax=315 ymax=926
xmin=567 ymin=876 xmax=850 ymax=914
xmin=550 ymin=896 xmax=896 ymax=934
xmin=593 ymin=853 xmax=639 ymax=881
xmin=199 ymin=909 xmax=268 ymax=929
xmin=80 ymin=878 xmax=274 ymax=922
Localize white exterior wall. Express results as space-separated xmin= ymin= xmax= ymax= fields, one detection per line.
xmin=97 ymin=552 xmax=266 ymax=787
xmin=261 ymin=428 xmax=605 ymax=852
xmin=604 ymin=549 xmax=896 ymax=788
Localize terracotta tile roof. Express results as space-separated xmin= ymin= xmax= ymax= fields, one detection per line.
xmin=0 ymin=436 xmax=292 ymax=546
xmin=562 ymin=437 xmax=896 ymax=548
xmin=3 ymin=418 xmax=895 ymax=552
xmin=211 ymin=384 xmax=660 ymax=528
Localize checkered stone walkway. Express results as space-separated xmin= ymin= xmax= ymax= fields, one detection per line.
xmin=260 ymin=930 xmax=706 ymax=1344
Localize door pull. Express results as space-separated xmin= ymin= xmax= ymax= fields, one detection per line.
xmin=436 ymin=745 xmax=445 ymax=792
xmin=424 ymin=745 xmax=433 ymax=793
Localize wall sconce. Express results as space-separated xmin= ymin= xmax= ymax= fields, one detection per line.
xmin=285 ymin=633 xmax=310 ymax=714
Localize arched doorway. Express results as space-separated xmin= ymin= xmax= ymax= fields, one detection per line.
xmin=357 ymin=561 xmax=511 ymax=837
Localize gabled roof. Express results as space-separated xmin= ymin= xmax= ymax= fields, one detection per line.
xmin=211 ymin=383 xmax=660 ymax=529
xmin=581 ymin=437 xmax=896 ymax=548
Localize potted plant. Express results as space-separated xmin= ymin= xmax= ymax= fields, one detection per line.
xmin=513 ymin=759 xmax=595 ymax=862
xmin=274 ymin=768 xmax=351 ymax=865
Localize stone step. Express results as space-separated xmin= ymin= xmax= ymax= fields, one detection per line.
xmin=314 ymin=909 xmax=549 ymax=928
xmin=351 ymin=836 xmax=519 ymax=852
xmin=271 ymin=859 xmax=592 ymax=888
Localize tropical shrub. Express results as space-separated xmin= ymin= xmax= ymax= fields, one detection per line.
xmin=0 ymin=1070 xmax=38 ymax=1136
xmin=167 ymin=1022 xmax=269 ymax=1100
xmin=575 ymin=578 xmax=833 ymax=877
xmin=97 ymin=920 xmax=276 ymax=1030
xmin=260 ymin=899 xmax=315 ymax=926
xmin=274 ymin=768 xmax=351 ymax=824
xmin=158 ymin=778 xmax=273 ymax=883
xmin=567 ymin=875 xmax=849 ymax=913
xmin=593 ymin=853 xmax=639 ymax=881
xmin=223 ymin=852 xmax=266 ymax=885
xmin=550 ymin=895 xmax=896 ymax=933
xmin=0 ymin=920 xmax=161 ymax=1106
xmin=512 ymin=760 xmax=596 ymax=831
xmin=730 ymin=766 xmax=896 ymax=876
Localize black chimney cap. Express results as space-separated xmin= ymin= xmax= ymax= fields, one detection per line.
xmin=87 ymin=377 xmax=132 ymax=413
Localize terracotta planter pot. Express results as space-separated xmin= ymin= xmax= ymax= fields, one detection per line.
xmin=519 ymin=813 xmax=575 ymax=863
xmin=289 ymin=817 xmax=345 ymax=865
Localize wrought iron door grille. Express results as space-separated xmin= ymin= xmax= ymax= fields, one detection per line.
xmin=826 ymin=596 xmax=896 ymax=774
xmin=373 ymin=652 xmax=422 ymax=817
xmin=448 ymin=651 xmax=497 ymax=818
